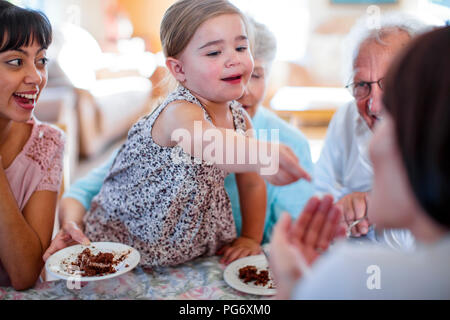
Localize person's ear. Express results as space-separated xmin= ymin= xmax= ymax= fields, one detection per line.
xmin=166 ymin=57 xmax=186 ymax=82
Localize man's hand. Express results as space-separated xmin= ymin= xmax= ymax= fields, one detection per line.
xmin=217 ymin=236 xmax=262 ymax=265
xmin=335 ymin=192 xmax=370 ymax=237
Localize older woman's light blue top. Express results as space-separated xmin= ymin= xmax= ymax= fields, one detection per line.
xmin=224 ymin=106 xmax=314 ymax=243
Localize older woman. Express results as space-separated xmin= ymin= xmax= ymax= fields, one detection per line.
xmin=314 ymin=13 xmax=433 ymax=245
xmin=270 ymin=26 xmax=450 ymax=299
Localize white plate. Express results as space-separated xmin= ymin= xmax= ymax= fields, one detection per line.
xmin=45 ymin=242 xmax=140 ymax=282
xmin=223 ymin=255 xmax=277 ymax=296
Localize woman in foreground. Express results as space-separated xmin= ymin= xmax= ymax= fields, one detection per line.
xmin=270 ymin=26 xmax=450 ymax=299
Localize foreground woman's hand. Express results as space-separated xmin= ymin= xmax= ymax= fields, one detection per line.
xmin=217 ymin=236 xmax=262 ymax=265
xmin=269 ymin=195 xmax=345 ymax=299
xmin=42 ymin=221 xmax=91 ymax=261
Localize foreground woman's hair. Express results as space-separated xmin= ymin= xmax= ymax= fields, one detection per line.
xmin=383 ymin=26 xmax=450 ymax=227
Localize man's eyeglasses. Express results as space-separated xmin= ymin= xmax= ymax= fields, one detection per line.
xmin=345 ymin=78 xmax=385 ymax=100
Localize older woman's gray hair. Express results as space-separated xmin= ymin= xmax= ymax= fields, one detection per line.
xmin=246 ymin=15 xmax=277 ymax=71
xmin=341 ymin=11 xmax=438 ymax=84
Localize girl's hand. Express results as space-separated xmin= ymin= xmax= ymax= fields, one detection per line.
xmin=269 ymin=196 xmax=345 ymax=299
xmin=263 ymin=144 xmax=311 ymax=186
xmin=217 ymin=236 xmax=262 ymax=265
xmin=42 ymin=221 xmax=91 ymax=261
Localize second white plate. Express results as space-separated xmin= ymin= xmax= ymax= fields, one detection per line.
xmin=223 ymin=255 xmax=277 ymax=296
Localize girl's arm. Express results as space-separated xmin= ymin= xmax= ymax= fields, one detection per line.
xmin=219 ymin=171 xmax=267 ymax=264
xmin=218 ymin=113 xmax=266 ymax=264
xmin=153 ymin=101 xmax=311 ymax=186
xmin=0 ymin=166 xmax=57 ymax=290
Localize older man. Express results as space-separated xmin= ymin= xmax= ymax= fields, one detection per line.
xmin=314 ymin=13 xmax=433 ymax=248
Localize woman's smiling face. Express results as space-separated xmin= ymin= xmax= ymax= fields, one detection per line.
xmin=0 ymin=40 xmax=48 ymax=122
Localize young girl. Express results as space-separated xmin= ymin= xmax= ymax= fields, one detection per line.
xmin=83 ymin=0 xmax=310 ymax=269
xmin=0 ymin=1 xmax=64 ymax=290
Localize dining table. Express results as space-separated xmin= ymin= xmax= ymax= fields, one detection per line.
xmin=0 ymin=254 xmax=272 ymax=300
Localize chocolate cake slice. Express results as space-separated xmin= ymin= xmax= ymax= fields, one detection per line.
xmin=72 ymin=248 xmax=119 ymax=277
xmin=238 ymin=265 xmax=271 ymax=287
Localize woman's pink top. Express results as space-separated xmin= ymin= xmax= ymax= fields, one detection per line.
xmin=0 ymin=117 xmax=65 ymax=287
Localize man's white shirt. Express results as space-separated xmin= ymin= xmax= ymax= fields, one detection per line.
xmin=315 ymin=101 xmax=373 ymax=200
xmin=314 ymin=101 xmax=415 ymax=251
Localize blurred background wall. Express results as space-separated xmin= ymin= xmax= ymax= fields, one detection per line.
xmin=7 ymin=0 xmax=449 ymax=179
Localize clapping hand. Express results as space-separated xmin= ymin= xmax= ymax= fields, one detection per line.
xmin=269 ymin=195 xmax=346 ymax=299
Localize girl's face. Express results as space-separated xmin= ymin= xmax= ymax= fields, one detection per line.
xmin=176 ymin=14 xmax=254 ymax=104
xmin=368 ymin=114 xmax=417 ymax=230
xmin=237 ymin=58 xmax=268 ymax=118
xmin=0 ymin=41 xmax=48 ymax=123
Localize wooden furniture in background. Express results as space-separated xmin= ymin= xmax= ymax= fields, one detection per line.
xmin=270 ymin=86 xmax=352 ymax=127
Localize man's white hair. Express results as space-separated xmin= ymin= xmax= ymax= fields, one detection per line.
xmin=342 ymin=11 xmax=437 ymax=84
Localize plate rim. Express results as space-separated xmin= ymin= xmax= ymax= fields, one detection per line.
xmin=44 ymin=241 xmax=140 ymax=282
xmin=223 ymin=254 xmax=277 ymax=296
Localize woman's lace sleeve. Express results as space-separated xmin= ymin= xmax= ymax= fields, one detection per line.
xmin=29 ymin=124 xmax=66 ymax=193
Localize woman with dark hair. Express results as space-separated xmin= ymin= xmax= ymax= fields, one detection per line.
xmin=270 ymin=26 xmax=450 ymax=299
xmin=0 ymin=1 xmax=64 ymax=290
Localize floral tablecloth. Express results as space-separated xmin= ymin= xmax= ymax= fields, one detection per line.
xmin=0 ymin=255 xmax=270 ymax=300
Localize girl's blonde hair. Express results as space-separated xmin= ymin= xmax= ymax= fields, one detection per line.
xmin=160 ymin=0 xmax=251 ymax=58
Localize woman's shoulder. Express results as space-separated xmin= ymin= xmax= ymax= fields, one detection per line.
xmin=31 ymin=119 xmax=65 ymax=148
xmin=294 ymin=238 xmax=450 ymax=299
xmin=291 ymin=242 xmax=387 ymax=299
xmin=23 ymin=118 xmax=65 ymax=169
